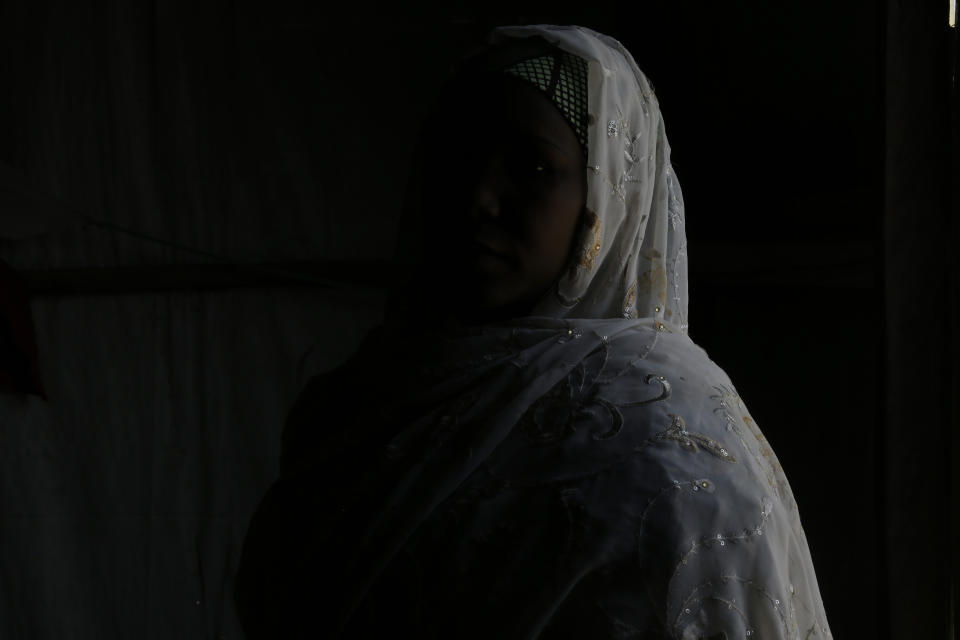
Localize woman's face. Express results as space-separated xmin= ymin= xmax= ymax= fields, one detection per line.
xmin=420 ymin=75 xmax=587 ymax=322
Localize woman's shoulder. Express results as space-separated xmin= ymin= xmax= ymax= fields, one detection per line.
xmin=592 ymin=326 xmax=804 ymax=529
xmin=572 ymin=328 xmax=830 ymax=638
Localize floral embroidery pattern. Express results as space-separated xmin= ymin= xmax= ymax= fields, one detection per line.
xmin=670 ymin=495 xmax=775 ymax=580
xmin=711 ymin=384 xmax=746 ymax=439
xmin=652 ymin=414 xmax=737 ymax=462
xmin=673 ymin=573 xmax=796 ymax=640
xmin=519 ymin=341 xmax=670 ymax=445
xmin=709 ymin=384 xmax=793 ymax=502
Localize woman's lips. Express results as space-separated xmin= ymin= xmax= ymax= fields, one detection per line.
xmin=468 ymin=240 xmax=512 ymax=273
xmin=473 ymin=239 xmax=506 ymax=255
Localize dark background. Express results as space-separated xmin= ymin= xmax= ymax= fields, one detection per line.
xmin=0 ymin=0 xmax=955 ymax=638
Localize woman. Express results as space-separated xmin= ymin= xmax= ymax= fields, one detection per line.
xmin=235 ymin=25 xmax=833 ymax=639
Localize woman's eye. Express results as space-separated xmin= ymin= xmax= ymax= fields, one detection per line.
xmin=524 ymin=158 xmax=550 ymax=175
xmin=505 ymin=152 xmax=554 ymax=181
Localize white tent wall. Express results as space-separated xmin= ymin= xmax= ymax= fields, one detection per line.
xmin=0 ymin=289 xmax=384 ymax=637
xmin=0 ymin=4 xmax=446 ymax=269
xmin=0 ymin=2 xmax=419 ymax=637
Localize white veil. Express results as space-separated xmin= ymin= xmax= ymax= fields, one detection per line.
xmin=327 ymin=25 xmax=832 ymax=639
xmin=487 ymin=25 xmax=689 ymax=332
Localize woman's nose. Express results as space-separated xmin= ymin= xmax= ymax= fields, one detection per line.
xmin=469 ymin=156 xmax=506 ymax=221
xmin=470 ymin=183 xmax=500 ymax=220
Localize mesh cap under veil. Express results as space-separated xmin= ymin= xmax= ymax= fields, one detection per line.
xmin=501 ymin=51 xmax=589 ymax=155
xmin=450 ymin=36 xmax=590 ymax=157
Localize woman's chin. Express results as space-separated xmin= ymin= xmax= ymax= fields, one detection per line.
xmin=418 ymin=260 xmax=534 ymax=322
xmin=467 ymin=288 xmax=540 ymax=323
xmin=469 ymin=252 xmax=513 ymax=276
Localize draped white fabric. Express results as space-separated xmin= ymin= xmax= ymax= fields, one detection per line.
xmin=335 ymin=25 xmax=834 ymax=639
